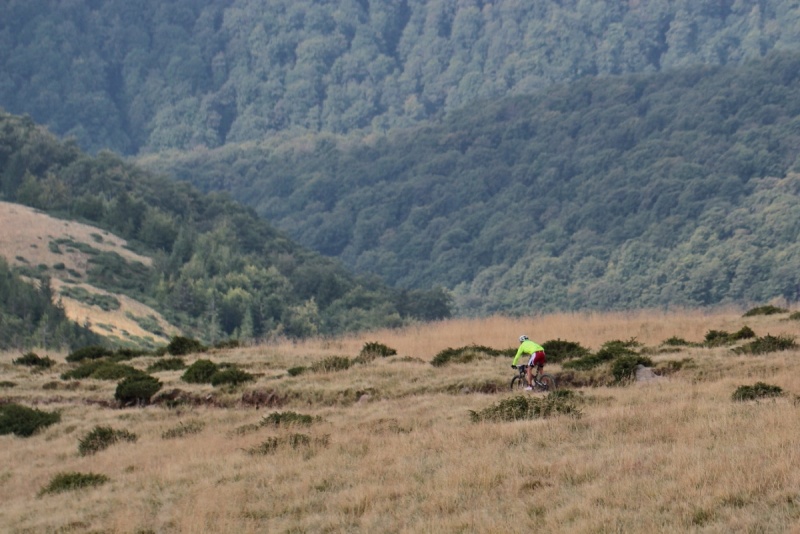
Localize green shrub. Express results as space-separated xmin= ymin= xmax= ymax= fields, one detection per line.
xmin=662 ymin=336 xmax=693 ymax=347
xmin=0 ymin=381 xmax=16 ymax=388
xmin=733 ymin=335 xmax=797 ymax=355
xmin=0 ymin=403 xmax=61 ymax=437
xmin=166 ymin=336 xmax=206 ymax=356
xmin=788 ymin=311 xmax=800 ymax=321
xmin=181 ymin=359 xmax=219 ymax=383
xmin=611 ymin=355 xmax=654 ymax=383
xmin=246 ymin=434 xmax=330 ymax=455
xmin=469 ymin=392 xmax=581 ymax=422
xmin=112 ymin=348 xmax=151 ymax=361
xmin=287 ymin=366 xmax=307 ymax=376
xmin=261 ymin=411 xmax=316 ymax=427
xmin=162 ymin=420 xmax=205 ymax=439
xmin=62 ymin=361 xmax=145 ymax=381
xmin=213 ymin=339 xmax=241 ymax=349
xmin=732 ymin=382 xmax=784 ymax=401
xmin=66 ymin=345 xmax=113 ymax=362
xmin=210 ymin=367 xmax=255 ymax=387
xmin=311 ymin=356 xmax=351 ymax=373
xmin=357 ymin=342 xmax=397 ymax=362
xmin=703 ymin=327 xmax=754 ymax=347
xmin=743 ymin=305 xmax=788 ymax=317
xmin=115 ymin=375 xmax=162 ymax=406
xmin=13 ymin=352 xmax=55 ymax=368
xmin=541 ymin=339 xmax=591 ymax=363
xmin=39 ymin=472 xmax=109 ymax=495
xmin=78 ymin=426 xmax=137 ymax=456
xmin=431 ymin=345 xmax=504 ymax=367
xmin=147 ymin=357 xmax=186 ymax=372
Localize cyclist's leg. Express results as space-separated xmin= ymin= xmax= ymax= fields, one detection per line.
xmin=532 ymin=351 xmax=546 ymax=382
xmin=526 ymin=355 xmax=535 ymax=386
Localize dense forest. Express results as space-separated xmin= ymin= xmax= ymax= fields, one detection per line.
xmin=0 ymin=111 xmax=450 ymax=347
xmin=146 ymin=53 xmax=800 ymax=314
xmin=2 ymin=0 xmax=800 ymax=154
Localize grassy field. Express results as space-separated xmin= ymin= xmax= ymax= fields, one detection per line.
xmin=1 ymin=309 xmax=799 ymax=533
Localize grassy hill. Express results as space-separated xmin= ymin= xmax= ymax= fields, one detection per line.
xmin=0 ymin=201 xmax=177 ymax=346
xmin=1 ymin=308 xmax=798 ymax=531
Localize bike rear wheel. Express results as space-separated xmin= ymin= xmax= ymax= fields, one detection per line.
xmin=536 ymin=374 xmax=557 ymax=392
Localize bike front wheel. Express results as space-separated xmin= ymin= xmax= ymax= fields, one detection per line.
xmin=536 ymin=374 xmax=557 ymax=392
xmin=510 ymin=375 xmax=527 ymax=391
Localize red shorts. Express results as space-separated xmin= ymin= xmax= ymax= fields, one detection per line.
xmin=528 ymin=351 xmax=546 ymax=367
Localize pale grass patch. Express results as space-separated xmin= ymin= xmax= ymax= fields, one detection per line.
xmin=1 ymin=310 xmax=800 ymax=532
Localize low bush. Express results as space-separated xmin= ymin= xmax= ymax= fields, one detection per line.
xmin=662 ymin=336 xmax=693 ymax=347
xmin=39 ymin=472 xmax=109 ymax=495
xmin=0 ymin=403 xmax=61 ymax=437
xmin=210 ymin=367 xmax=255 ymax=387
xmin=704 ymin=326 xmax=756 ymax=347
xmin=62 ymin=361 xmax=145 ymax=381
xmin=287 ymin=366 xmax=307 ymax=376
xmin=181 ymin=359 xmax=219 ymax=383
xmin=732 ymin=382 xmax=784 ymax=401
xmin=166 ymin=336 xmax=206 ymax=356
xmin=469 ymin=391 xmax=581 ymax=422
xmin=66 ymin=345 xmax=113 ymax=362
xmin=115 ymin=375 xmax=162 ymax=406
xmin=357 ymin=342 xmax=397 ymax=362
xmin=78 ymin=426 xmax=137 ymax=456
xmin=147 ymin=357 xmax=186 ymax=373
xmin=541 ymin=339 xmax=591 ymax=363
xmin=261 ymin=411 xmax=316 ymax=427
xmin=162 ymin=420 xmax=205 ymax=439
xmin=13 ymin=352 xmax=55 ymax=368
xmin=431 ymin=345 xmax=504 ymax=367
xmin=788 ymin=311 xmax=800 ymax=321
xmin=743 ymin=305 xmax=788 ymax=317
xmin=246 ymin=433 xmax=330 ymax=455
xmin=733 ymin=335 xmax=797 ymax=355
xmin=311 ymin=356 xmax=351 ymax=373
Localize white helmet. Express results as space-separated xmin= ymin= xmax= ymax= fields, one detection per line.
xmin=519 ymin=335 xmax=529 ymax=343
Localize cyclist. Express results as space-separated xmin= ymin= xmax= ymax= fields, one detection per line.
xmin=512 ymin=335 xmax=546 ymax=391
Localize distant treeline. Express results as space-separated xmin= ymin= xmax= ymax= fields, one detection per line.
xmin=2 ymin=0 xmax=800 ymax=153
xmin=0 ymin=111 xmax=450 ymax=346
xmin=146 ymin=53 xmax=800 ymax=314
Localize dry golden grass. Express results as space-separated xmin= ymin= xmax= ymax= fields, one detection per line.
xmin=0 ymin=201 xmax=175 ymax=344
xmin=1 ymin=308 xmax=799 ymax=533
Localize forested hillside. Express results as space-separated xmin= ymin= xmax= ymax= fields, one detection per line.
xmin=0 ymin=111 xmax=450 ymax=348
xmin=146 ymin=53 xmax=800 ymax=314
xmin=2 ymin=0 xmax=800 ymax=153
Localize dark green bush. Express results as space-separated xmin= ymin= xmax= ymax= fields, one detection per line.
xmin=0 ymin=381 xmax=16 ymax=388
xmin=39 ymin=472 xmax=109 ymax=495
xmin=743 ymin=305 xmax=788 ymax=317
xmin=311 ymin=356 xmax=352 ymax=373
xmin=261 ymin=411 xmax=316 ymax=427
xmin=210 ymin=367 xmax=255 ymax=387
xmin=166 ymin=336 xmax=206 ymax=356
xmin=358 ymin=341 xmax=397 ymax=361
xmin=431 ymin=345 xmax=504 ymax=367
xmin=469 ymin=392 xmax=581 ymax=422
xmin=788 ymin=311 xmax=800 ymax=321
xmin=115 ymin=375 xmax=162 ymax=406
xmin=162 ymin=420 xmax=205 ymax=439
xmin=662 ymin=336 xmax=693 ymax=347
xmin=213 ymin=339 xmax=241 ymax=349
xmin=13 ymin=352 xmax=55 ymax=368
xmin=611 ymin=355 xmax=655 ymax=383
xmin=732 ymin=382 xmax=784 ymax=401
xmin=541 ymin=339 xmax=591 ymax=363
xmin=733 ymin=335 xmax=797 ymax=355
xmin=146 ymin=357 xmax=186 ymax=373
xmin=0 ymin=403 xmax=61 ymax=437
xmin=62 ymin=361 xmax=145 ymax=381
xmin=287 ymin=366 xmax=307 ymax=376
xmin=78 ymin=426 xmax=137 ymax=456
xmin=66 ymin=345 xmax=113 ymax=362
xmin=181 ymin=359 xmax=219 ymax=383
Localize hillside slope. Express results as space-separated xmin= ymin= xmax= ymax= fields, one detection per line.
xmin=0 ymin=111 xmax=450 ymax=348
xmin=144 ymin=54 xmax=800 ymax=314
xmin=2 ymin=0 xmax=800 ymax=153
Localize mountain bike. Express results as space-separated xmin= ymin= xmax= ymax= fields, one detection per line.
xmin=510 ymin=365 xmax=556 ymax=392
